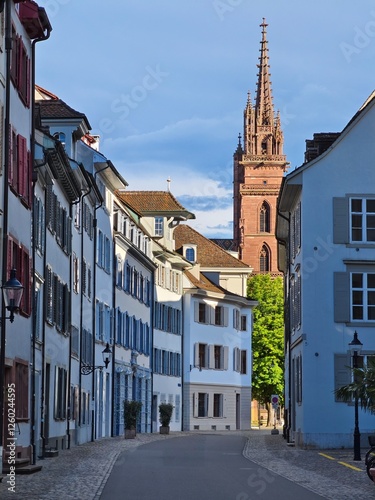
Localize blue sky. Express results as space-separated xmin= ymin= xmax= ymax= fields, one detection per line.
xmin=37 ymin=0 xmax=375 ymax=238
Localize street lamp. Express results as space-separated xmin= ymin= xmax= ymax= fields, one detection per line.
xmin=80 ymin=343 xmax=112 ymax=375
xmin=2 ymin=269 xmax=24 ymax=322
xmin=349 ymin=331 xmax=363 ymax=461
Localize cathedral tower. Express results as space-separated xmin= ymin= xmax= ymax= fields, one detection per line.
xmin=233 ymin=19 xmax=288 ymax=273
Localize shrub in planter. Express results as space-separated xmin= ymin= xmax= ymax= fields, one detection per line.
xmin=159 ymin=403 xmax=174 ymax=433
xmin=124 ymin=400 xmax=142 ymax=438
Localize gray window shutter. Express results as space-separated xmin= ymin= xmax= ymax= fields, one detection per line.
xmin=333 ymin=197 xmax=349 ymax=244
xmin=194 ymin=343 xmax=200 ymax=367
xmin=194 ymin=301 xmax=199 ymax=322
xmin=223 ymin=346 xmax=229 ymax=370
xmin=193 ymin=393 xmax=198 ymax=417
xmin=208 ymin=345 xmax=215 ymax=369
xmin=334 ymin=272 xmax=350 ymax=322
xmin=334 ymin=353 xmax=351 ymax=402
xmin=223 ymin=307 xmax=229 ymax=327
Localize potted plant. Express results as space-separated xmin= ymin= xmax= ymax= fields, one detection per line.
xmin=124 ymin=400 xmax=142 ymax=439
xmin=159 ymin=403 xmax=174 ymax=434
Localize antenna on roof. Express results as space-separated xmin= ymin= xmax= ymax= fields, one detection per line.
xmin=167 ymin=177 xmax=171 ymax=191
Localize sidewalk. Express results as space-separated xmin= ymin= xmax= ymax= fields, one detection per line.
xmin=0 ymin=429 xmax=374 ymax=499
xmin=243 ymin=429 xmax=375 ymax=500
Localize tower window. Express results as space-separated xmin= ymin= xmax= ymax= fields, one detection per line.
xmin=260 ymin=202 xmax=270 ymax=233
xmin=260 ymin=245 xmax=270 ymax=272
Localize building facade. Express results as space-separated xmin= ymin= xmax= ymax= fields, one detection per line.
xmin=276 ymin=91 xmax=375 ymax=448
xmin=174 ymin=224 xmax=257 ymax=431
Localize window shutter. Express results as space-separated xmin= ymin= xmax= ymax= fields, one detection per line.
xmin=209 ymin=306 xmax=215 ymax=325
xmin=334 ymin=353 xmax=351 ymax=401
xmin=194 ymin=343 xmax=200 ymax=367
xmin=223 ymin=346 xmax=229 ymax=370
xmin=208 ymin=345 xmax=215 ymax=369
xmin=334 ymin=272 xmax=350 ymax=322
xmin=223 ymin=307 xmax=229 ymax=327
xmin=208 ymin=393 xmax=213 ymax=418
xmin=193 ymin=393 xmax=198 ymax=418
xmin=194 ymin=301 xmax=199 ymax=322
xmin=17 ymin=135 xmax=26 ymax=197
xmin=333 ymin=197 xmax=349 ymax=244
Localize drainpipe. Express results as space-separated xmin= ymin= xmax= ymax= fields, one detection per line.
xmin=30 ymin=10 xmax=52 ymax=466
xmin=110 ymin=230 xmax=116 ymax=437
xmin=92 ymin=164 xmax=108 ymax=441
xmin=79 ymin=187 xmax=92 ymax=437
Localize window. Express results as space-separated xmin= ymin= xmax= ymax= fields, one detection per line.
xmin=54 ymin=366 xmax=67 ymax=420
xmin=215 ymin=306 xmax=223 ymax=326
xmin=241 ymin=350 xmax=247 ymax=374
xmin=351 ymin=272 xmax=375 ymax=321
xmin=234 ymin=347 xmax=247 ymax=374
xmin=198 ymin=302 xmax=207 ymax=323
xmin=195 ymin=343 xmax=208 ymax=369
xmin=350 ymin=198 xmax=375 ymax=243
xmin=7 ymin=236 xmax=31 ymax=316
xmin=214 ymin=345 xmax=222 ymax=369
xmin=213 ymin=394 xmax=223 ymax=418
xmin=154 ymin=217 xmax=163 ymax=237
xmin=233 ymin=309 xmax=240 ymax=330
xmin=15 ymin=362 xmax=28 ymax=419
xmin=240 ymin=315 xmax=247 ymax=331
xmin=10 ymin=29 xmax=31 ymax=107
xmin=259 ymin=245 xmax=270 ymax=272
xmin=185 ymin=247 xmax=195 ymax=262
xmin=198 ymin=393 xmax=208 ymax=417
xmin=259 ymin=201 xmax=270 ymax=233
xmin=9 ymin=133 xmax=32 ymax=205
xmin=71 ymin=326 xmax=79 ymax=358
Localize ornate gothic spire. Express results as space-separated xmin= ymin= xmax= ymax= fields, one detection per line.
xmin=255 ymin=18 xmax=274 ymax=127
xmin=242 ymin=18 xmax=284 ymax=158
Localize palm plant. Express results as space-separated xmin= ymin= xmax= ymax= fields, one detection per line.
xmin=335 ymin=357 xmax=375 ymax=413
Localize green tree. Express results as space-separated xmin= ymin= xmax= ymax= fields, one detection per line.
xmin=247 ymin=274 xmax=284 ymax=425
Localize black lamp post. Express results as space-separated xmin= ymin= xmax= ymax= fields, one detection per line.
xmin=80 ymin=343 xmax=112 ymax=375
xmin=349 ymin=331 xmax=363 ymax=461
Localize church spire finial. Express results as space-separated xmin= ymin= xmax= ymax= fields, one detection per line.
xmin=242 ymin=19 xmax=284 ymax=157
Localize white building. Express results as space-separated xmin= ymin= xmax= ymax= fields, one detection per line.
xmin=276 ymin=92 xmax=375 ymax=448
xmin=174 ymin=224 xmax=257 ymax=431
xmin=112 ymin=195 xmax=155 ymax=435
xmin=117 ymin=191 xmax=194 ymax=432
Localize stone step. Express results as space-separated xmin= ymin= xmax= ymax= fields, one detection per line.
xmin=2 ymin=464 xmax=42 ymax=475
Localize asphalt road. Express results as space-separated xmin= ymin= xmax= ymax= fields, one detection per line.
xmin=100 ymin=434 xmax=325 ymax=500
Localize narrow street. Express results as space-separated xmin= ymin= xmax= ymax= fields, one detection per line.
xmin=100 ymin=434 xmax=324 ymax=500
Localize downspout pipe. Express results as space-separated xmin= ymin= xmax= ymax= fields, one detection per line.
xmin=30 ymin=10 xmax=52 ymax=466
xmin=92 ymin=164 xmax=108 ymax=440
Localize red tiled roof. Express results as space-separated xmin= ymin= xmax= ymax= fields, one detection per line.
xmin=117 ymin=191 xmax=195 ymax=219
xmin=36 ymin=99 xmax=91 ymax=128
xmin=174 ymin=224 xmax=250 ymax=269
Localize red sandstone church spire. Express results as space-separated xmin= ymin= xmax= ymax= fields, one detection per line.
xmin=233 ymin=19 xmax=288 ymax=273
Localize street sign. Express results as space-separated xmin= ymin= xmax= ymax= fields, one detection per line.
xmin=271 ymin=395 xmax=279 ymax=409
